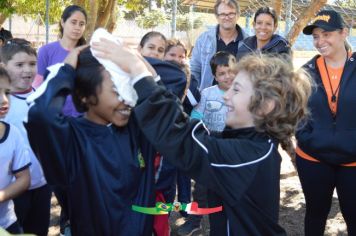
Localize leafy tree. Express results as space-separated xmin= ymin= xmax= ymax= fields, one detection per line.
xmin=0 ymin=0 xmax=71 ymax=26
xmin=136 ymin=9 xmax=167 ymax=30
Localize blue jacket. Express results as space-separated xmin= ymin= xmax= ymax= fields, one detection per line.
xmin=26 ymin=64 xmax=156 ymax=236
xmin=236 ymin=34 xmax=291 ymax=61
xmin=296 ymin=52 xmax=356 ymax=165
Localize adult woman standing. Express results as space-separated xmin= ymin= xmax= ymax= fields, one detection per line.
xmin=237 ymin=7 xmax=290 ymax=60
xmin=34 ymin=5 xmax=87 ymax=115
xmin=296 ymin=9 xmax=356 ymax=236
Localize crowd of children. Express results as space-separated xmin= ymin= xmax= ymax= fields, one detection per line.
xmin=0 ymin=2 xmax=355 ymax=236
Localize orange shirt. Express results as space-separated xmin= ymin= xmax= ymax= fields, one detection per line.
xmin=316 ymin=56 xmax=344 ymax=115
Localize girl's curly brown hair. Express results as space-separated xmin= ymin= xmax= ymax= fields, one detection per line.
xmin=235 ymin=54 xmax=313 ymax=157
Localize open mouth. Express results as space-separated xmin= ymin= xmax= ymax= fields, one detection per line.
xmin=116 ymin=108 xmax=131 ymax=117
xmin=0 ymin=106 xmax=9 ymax=115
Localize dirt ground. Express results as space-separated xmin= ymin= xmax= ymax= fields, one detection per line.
xmin=48 ymin=147 xmax=347 ymax=236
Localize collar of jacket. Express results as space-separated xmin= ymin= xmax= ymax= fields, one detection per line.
xmin=241 ymin=34 xmax=288 ymax=51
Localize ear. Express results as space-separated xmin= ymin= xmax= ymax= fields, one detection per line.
xmin=273 ymin=24 xmax=278 ymax=32
xmin=60 ymin=19 xmax=65 ymax=29
xmin=81 ymin=97 xmax=87 ymax=104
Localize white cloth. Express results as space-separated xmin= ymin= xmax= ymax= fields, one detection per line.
xmin=90 ymin=28 xmax=138 ymax=107
xmin=26 ymin=63 xmax=64 ymax=106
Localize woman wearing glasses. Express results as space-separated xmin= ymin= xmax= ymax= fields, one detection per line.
xmin=236 ymin=7 xmax=291 ymax=61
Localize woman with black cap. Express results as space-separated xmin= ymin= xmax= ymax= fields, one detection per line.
xmin=296 ymin=9 xmax=356 ymax=236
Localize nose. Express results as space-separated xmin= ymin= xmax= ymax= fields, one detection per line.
xmin=0 ymin=92 xmax=8 ymax=105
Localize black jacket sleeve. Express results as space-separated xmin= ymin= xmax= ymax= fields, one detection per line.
xmin=25 ymin=64 xmax=76 ymax=186
xmin=134 ymin=77 xmax=270 ymax=205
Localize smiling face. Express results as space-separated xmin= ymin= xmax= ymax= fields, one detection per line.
xmin=312 ymin=27 xmax=348 ymax=58
xmin=5 ymin=52 xmax=37 ymax=92
xmin=139 ymin=36 xmax=166 ymax=60
xmin=253 ymin=13 xmax=277 ymax=47
xmin=61 ymin=10 xmax=86 ymax=42
xmin=223 ymin=70 xmax=254 ymax=129
xmin=85 ymin=71 xmax=131 ymax=127
xmin=216 ymin=3 xmax=239 ymax=31
xmin=214 ymin=65 xmax=235 ymax=91
xmin=0 ymin=77 xmax=10 ymax=119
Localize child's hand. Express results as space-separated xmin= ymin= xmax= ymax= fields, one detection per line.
xmin=91 ymin=38 xmax=150 ymax=78
xmin=64 ymin=44 xmax=89 ymax=69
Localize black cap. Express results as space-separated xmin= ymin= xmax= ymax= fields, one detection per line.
xmin=303 ymin=10 xmax=346 ymax=35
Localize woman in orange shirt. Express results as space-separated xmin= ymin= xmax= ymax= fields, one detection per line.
xmin=296 ymin=9 xmax=356 ymax=236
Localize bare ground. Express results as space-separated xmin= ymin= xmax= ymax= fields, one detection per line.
xmin=48 ymin=148 xmax=347 ymax=236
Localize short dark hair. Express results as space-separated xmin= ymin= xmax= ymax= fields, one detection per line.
xmin=0 ymin=38 xmax=37 ymax=64
xmin=139 ymin=31 xmax=167 ymax=48
xmin=254 ymin=7 xmax=278 ymax=26
xmin=214 ymin=0 xmax=240 ymax=15
xmin=59 ymin=5 xmax=87 ymax=46
xmin=0 ymin=65 xmax=11 ymax=83
xmin=210 ymin=51 xmax=237 ymax=76
xmin=0 ymin=28 xmax=12 ymax=45
xmin=72 ymin=47 xmax=105 ymax=112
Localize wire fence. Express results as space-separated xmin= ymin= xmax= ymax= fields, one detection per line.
xmin=5 ymin=1 xmax=356 ymax=52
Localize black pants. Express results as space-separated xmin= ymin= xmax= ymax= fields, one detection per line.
xmin=296 ymin=156 xmax=356 ymax=236
xmin=14 ymin=184 xmax=51 ymax=236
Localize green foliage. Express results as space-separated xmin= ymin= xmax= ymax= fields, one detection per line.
xmin=0 ymin=0 xmax=71 ymax=24
xmin=118 ymin=0 xmax=165 ymax=18
xmin=136 ymin=9 xmax=167 ymax=29
xmin=176 ymin=14 xmax=203 ymax=32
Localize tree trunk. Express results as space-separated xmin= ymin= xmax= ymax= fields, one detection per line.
xmin=0 ymin=14 xmax=7 ymax=26
xmin=84 ymin=0 xmax=99 ymax=40
xmin=95 ymin=0 xmax=115 ymax=29
xmin=286 ymin=0 xmax=327 ymax=46
xmin=272 ymin=0 xmax=282 ymax=19
xmin=106 ymin=2 xmax=117 ymax=33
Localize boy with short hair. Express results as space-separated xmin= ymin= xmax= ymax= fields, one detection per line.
xmin=191 ymin=51 xmax=237 ymax=132
xmin=0 ymin=66 xmax=31 ymax=234
xmin=1 ymin=38 xmax=50 ymax=236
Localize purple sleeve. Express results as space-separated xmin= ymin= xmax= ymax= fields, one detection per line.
xmin=37 ymin=42 xmax=69 ymax=76
xmin=37 ymin=45 xmax=49 ymax=76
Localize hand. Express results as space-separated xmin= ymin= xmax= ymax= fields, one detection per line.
xmin=91 ymin=38 xmax=150 ymax=78
xmin=64 ymin=44 xmax=89 ymax=69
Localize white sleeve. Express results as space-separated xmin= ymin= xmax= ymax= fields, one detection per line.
xmin=10 ymin=125 xmax=31 ymax=173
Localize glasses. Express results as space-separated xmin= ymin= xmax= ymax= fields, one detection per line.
xmin=217 ymin=12 xmax=236 ymax=19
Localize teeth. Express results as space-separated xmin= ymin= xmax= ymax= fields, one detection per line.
xmin=117 ymin=109 xmax=131 ymax=116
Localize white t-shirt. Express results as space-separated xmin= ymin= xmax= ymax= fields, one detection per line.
xmin=4 ymin=91 xmax=46 ymax=189
xmin=0 ymin=122 xmax=31 ymax=229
